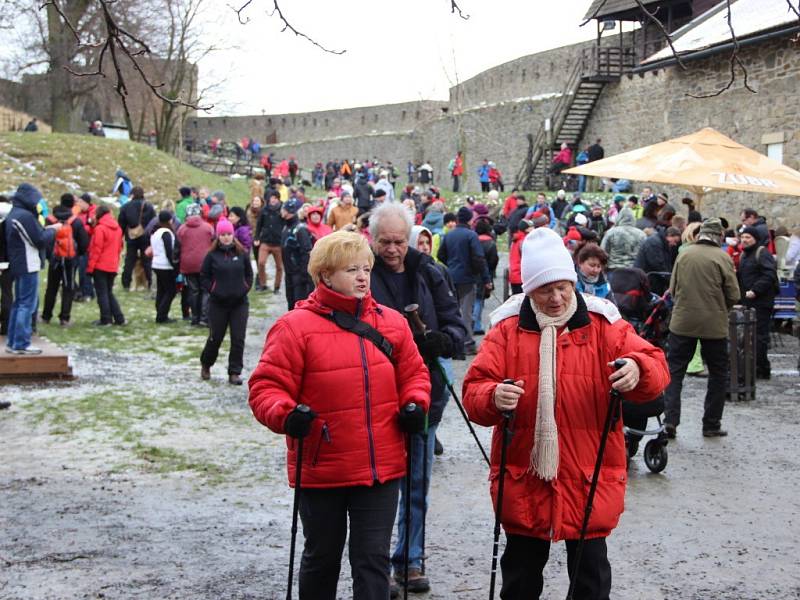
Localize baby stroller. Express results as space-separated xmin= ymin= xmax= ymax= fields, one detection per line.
xmin=609 ymin=267 xmax=671 ymax=473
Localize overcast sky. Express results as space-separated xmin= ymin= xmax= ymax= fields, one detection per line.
xmin=202 ymin=1 xmax=596 ymax=116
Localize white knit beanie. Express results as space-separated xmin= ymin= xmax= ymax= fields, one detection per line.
xmin=521 ymin=227 xmax=577 ymax=294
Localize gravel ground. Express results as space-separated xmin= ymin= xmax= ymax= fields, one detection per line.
xmin=2 ymin=285 xmax=799 ymax=600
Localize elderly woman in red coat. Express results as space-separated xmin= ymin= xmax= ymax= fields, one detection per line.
xmin=248 ymin=230 xmax=430 ymax=600
xmin=463 ymin=227 xmax=669 ymax=600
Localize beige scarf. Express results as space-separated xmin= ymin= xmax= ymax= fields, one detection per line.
xmin=528 ymin=291 xmax=578 ymax=481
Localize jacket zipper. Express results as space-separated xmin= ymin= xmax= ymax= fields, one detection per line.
xmin=357 ymin=299 xmax=379 ymax=482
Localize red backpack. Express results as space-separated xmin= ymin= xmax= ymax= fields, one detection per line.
xmin=54 ymin=216 xmax=77 ymax=259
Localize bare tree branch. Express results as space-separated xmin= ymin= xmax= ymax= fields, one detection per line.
xmin=450 ymin=0 xmax=469 ymax=20
xmin=687 ymin=0 xmax=757 ymax=98
xmin=633 ymin=0 xmax=686 ymax=70
xmin=267 ymin=1 xmax=345 ymax=54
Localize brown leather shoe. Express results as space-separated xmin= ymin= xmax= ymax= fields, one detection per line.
xmin=201 ymin=365 xmax=211 ymax=380
xmin=228 ymin=373 xmax=243 ymax=385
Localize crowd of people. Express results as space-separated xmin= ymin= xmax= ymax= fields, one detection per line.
xmin=2 ymin=161 xmax=799 ymax=598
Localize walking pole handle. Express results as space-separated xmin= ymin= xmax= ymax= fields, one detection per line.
xmin=613 ymin=358 xmax=627 ymax=370
xmin=404 ymin=402 xmax=417 ymax=414
xmin=501 ymin=379 xmax=516 ymax=421
xmin=295 ymin=403 xmax=311 ymax=414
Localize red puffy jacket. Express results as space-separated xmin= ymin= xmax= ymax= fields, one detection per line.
xmin=463 ymin=292 xmax=669 ymax=541
xmin=508 ymin=231 xmax=526 ymax=285
xmin=248 ymin=283 xmax=431 ymax=489
xmin=87 ymin=212 xmax=123 ymax=274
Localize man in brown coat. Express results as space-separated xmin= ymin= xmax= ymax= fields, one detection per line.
xmin=664 ymin=218 xmax=740 ymax=438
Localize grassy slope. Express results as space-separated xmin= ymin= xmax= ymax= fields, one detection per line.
xmin=0 ymin=132 xmax=250 ymax=209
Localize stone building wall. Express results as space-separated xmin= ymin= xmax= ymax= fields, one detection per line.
xmin=186 ymin=100 xmax=447 ymax=147
xmin=581 ymin=36 xmax=800 ymax=227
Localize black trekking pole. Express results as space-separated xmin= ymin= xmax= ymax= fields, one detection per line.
xmin=286 ymin=404 xmax=310 ymax=600
xmin=402 ymin=403 xmax=417 ymax=600
xmin=421 ymin=425 xmax=429 ymax=576
xmin=489 ymin=379 xmax=515 ymax=600
xmin=567 ymin=360 xmax=625 ymax=600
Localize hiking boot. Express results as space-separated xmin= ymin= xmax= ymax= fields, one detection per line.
xmin=18 ymin=347 xmax=43 ymax=355
xmin=400 ymin=568 xmax=430 ymax=593
xmin=434 ymin=436 xmax=444 ymax=456
xmin=228 ymin=373 xmax=243 ymax=386
xmin=702 ymin=428 xmax=728 ymax=438
xmin=389 ymin=576 xmax=400 ymax=599
xmin=40 ymin=316 xmax=51 ymax=325
xmin=687 ymin=370 xmax=708 ymax=378
xmin=201 ymin=365 xmax=211 ymax=381
xmin=59 ymin=319 xmax=71 ymax=328
xmin=156 ymin=318 xmax=177 ymax=324
xmin=0 ymin=400 xmax=10 ymax=410
xmin=92 ymin=320 xmax=112 ymax=327
xmin=664 ymin=423 xmax=677 ymax=439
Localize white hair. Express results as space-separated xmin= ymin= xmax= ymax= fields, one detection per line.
xmin=369 ymin=202 xmax=414 ymax=240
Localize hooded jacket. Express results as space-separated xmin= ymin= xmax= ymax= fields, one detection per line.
xmin=200 ymin=243 xmax=253 ymax=306
xmin=600 ymin=208 xmax=646 ymax=270
xmin=370 ymin=247 xmax=466 ymax=425
xmin=463 ymin=292 xmax=669 ymax=541
xmin=5 ymin=183 xmax=45 ymax=277
xmin=633 ymin=230 xmax=677 ymax=275
xmin=304 ymin=207 xmax=332 ymax=240
xmin=738 ymin=241 xmax=778 ymax=309
xmin=87 ymin=212 xmax=123 ymax=274
xmin=248 ymin=284 xmax=431 ymax=488
xmin=508 ymin=230 xmax=527 ymax=285
xmin=255 ymin=202 xmax=283 ymax=244
xmin=177 ymin=216 xmax=214 ymax=275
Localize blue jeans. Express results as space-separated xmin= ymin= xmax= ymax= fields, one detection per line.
xmin=472 ymin=286 xmax=485 ymax=333
xmin=78 ymin=254 xmax=94 ymax=298
xmin=578 ymin=174 xmax=587 ymax=192
xmin=391 ymin=422 xmax=439 ymax=572
xmin=7 ymin=272 xmax=39 ymax=351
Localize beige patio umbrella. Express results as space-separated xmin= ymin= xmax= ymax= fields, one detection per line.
xmin=564 ymin=127 xmax=800 ymax=208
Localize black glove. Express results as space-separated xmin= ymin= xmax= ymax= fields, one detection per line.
xmin=398 ymin=403 xmax=426 ymax=434
xmin=414 ymin=330 xmax=454 ymax=361
xmin=284 ymin=405 xmax=317 ymax=439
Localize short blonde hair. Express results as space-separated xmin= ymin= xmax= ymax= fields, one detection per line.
xmin=308 ymin=230 xmax=374 ymax=285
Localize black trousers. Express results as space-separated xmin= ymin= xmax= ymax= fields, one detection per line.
xmin=184 ymin=274 xmax=208 ymax=324
xmin=1 ymin=268 xmax=14 ymax=335
xmin=121 ymin=238 xmax=152 ymax=290
xmin=500 ymin=534 xmax=611 ymax=600
xmin=752 ymin=304 xmax=772 ymax=373
xmin=200 ymin=299 xmax=248 ymax=374
xmin=298 ymin=479 xmax=399 ymax=600
xmin=153 ymin=268 xmax=177 ymax=322
xmin=481 ymin=181 xmax=490 ymax=192
xmin=93 ymin=270 xmax=125 ymax=325
xmin=42 ymin=259 xmax=77 ymax=323
xmin=664 ymin=333 xmax=728 ymax=431
xmin=285 ymin=271 xmax=314 ymax=311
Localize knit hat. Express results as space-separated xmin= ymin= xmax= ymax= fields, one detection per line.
xmin=473 ymin=203 xmax=489 ymax=217
xmin=185 ymin=202 xmax=201 ymax=218
xmin=60 ymin=193 xmax=75 ymax=208
xmin=80 ymin=192 xmax=92 ymax=204
xmin=208 ymin=204 xmax=224 ymax=220
xmin=283 ymin=198 xmax=302 ymax=214
xmin=211 ymin=190 xmax=226 ymax=203
xmin=457 ymin=206 xmax=473 ymax=223
xmin=531 ymin=212 xmax=550 ymax=228
xmin=517 ymin=219 xmax=532 ymax=232
xmin=574 ymin=213 xmax=588 ymax=226
xmin=740 ymin=225 xmax=761 ymax=241
xmin=699 ymin=218 xmax=724 ymax=237
xmin=521 ymin=228 xmax=577 ymax=294
xmin=216 ymin=218 xmax=234 ymax=236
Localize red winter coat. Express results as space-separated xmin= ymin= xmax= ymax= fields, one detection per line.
xmin=463 ymin=292 xmax=669 ymax=541
xmin=177 ymin=216 xmax=214 ymax=274
xmin=248 ymin=283 xmax=431 ymax=489
xmin=87 ymin=213 xmax=123 ymax=274
xmin=508 ymin=231 xmax=526 ymax=285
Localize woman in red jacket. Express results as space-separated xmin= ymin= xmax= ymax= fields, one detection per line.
xmin=463 ymin=227 xmax=669 ymax=600
xmin=86 ymin=205 xmax=125 ymax=326
xmin=248 ymin=230 xmax=430 ymax=600
xmin=508 ymin=219 xmax=531 ymax=295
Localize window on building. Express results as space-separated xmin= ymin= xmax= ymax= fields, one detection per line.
xmin=767 ymin=142 xmax=783 ymax=164
xmin=522 ymin=68 xmax=526 ymax=82
xmin=401 ymin=110 xmax=406 ymax=121
xmin=313 ymin=118 xmax=317 ymax=126
xmin=415 ymin=111 xmax=420 ymax=120
xmin=325 ymin=118 xmax=329 ymax=126
xmin=361 ymin=115 xmax=365 ymax=125
xmin=374 ymin=114 xmax=378 ymax=122
xmin=268 ymin=118 xmax=272 ymax=126
xmin=281 ymin=118 xmax=286 ymax=126
xmin=292 ymin=117 xmax=296 ymax=127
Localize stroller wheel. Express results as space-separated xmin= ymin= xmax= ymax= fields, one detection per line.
xmin=643 ymin=440 xmax=668 ymax=473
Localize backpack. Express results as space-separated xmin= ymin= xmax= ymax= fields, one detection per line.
xmin=53 ymin=216 xmax=77 ymax=259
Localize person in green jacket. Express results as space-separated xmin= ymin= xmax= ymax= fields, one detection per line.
xmin=175 ymin=186 xmax=194 ymax=223
xmin=663 ymin=218 xmax=740 ymax=439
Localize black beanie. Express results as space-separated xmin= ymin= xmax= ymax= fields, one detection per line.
xmin=60 ymin=193 xmax=75 ymax=208
xmin=741 ymin=225 xmax=761 ymax=241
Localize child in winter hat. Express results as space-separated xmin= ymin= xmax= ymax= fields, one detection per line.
xmin=521 ymin=227 xmax=577 ymax=295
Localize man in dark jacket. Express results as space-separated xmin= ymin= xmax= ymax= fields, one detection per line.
xmin=254 ymin=191 xmax=284 ymax=293
xmin=5 ymin=183 xmax=50 ymax=354
xmin=369 ymin=202 xmax=465 ymax=595
xmin=633 ymin=226 xmax=681 ymax=295
xmin=354 ymin=177 xmax=373 ymax=216
xmin=740 ymin=208 xmax=770 ymax=247
xmin=41 ymin=193 xmax=89 ymax=326
xmin=738 ymin=226 xmax=779 ymax=378
xmin=118 ymin=186 xmax=156 ymax=290
xmin=280 ymin=197 xmax=314 ymax=310
xmin=437 ymin=206 xmax=491 ymax=354
xmin=506 ymin=194 xmax=529 ymax=239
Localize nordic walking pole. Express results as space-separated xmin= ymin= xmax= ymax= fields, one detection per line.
xmin=402 ymin=403 xmax=417 ymax=600
xmin=567 ymin=360 xmax=625 ymax=600
xmin=404 ymin=303 xmax=490 ymax=466
xmin=421 ymin=421 xmax=429 ymax=576
xmin=286 ymin=404 xmax=311 ymax=600
xmin=489 ymin=379 xmax=515 ymax=600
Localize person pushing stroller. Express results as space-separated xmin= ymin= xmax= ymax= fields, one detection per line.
xmin=463 ymin=228 xmax=669 ymax=599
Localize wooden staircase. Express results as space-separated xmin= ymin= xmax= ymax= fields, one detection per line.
xmin=516 ymin=47 xmax=635 ymax=191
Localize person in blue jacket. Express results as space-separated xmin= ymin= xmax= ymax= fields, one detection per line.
xmin=477 ymin=159 xmax=491 ymax=193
